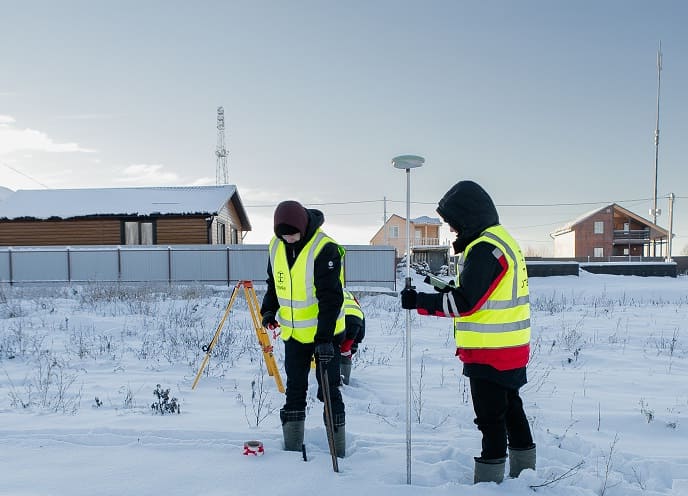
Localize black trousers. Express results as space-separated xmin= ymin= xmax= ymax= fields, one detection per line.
xmin=283 ymin=334 xmax=345 ymax=417
xmin=470 ymin=377 xmax=533 ymax=460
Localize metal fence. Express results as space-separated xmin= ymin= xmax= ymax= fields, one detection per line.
xmin=0 ymin=244 xmax=397 ymax=289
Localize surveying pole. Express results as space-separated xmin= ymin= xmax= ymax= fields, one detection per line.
xmin=392 ymin=154 xmax=425 ymax=485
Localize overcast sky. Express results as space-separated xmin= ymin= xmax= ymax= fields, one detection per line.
xmin=1 ymin=1 xmax=687 ymax=254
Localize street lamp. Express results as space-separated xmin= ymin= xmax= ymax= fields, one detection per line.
xmin=392 ymin=154 xmax=425 ymax=485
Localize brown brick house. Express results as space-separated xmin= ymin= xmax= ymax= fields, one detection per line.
xmin=0 ymin=185 xmax=251 ymax=246
xmin=550 ymin=203 xmax=669 ymax=259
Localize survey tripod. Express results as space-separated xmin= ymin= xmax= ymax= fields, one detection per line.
xmin=191 ymin=280 xmax=285 ymax=393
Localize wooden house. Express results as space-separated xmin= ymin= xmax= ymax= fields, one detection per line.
xmin=370 ymin=214 xmax=449 ymax=271
xmin=550 ymin=203 xmax=669 ymax=259
xmin=0 ymin=185 xmax=251 ymax=246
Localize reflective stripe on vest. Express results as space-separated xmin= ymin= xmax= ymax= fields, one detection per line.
xmin=343 ymin=290 xmax=363 ymax=319
xmin=269 ymin=230 xmax=345 ymax=343
xmin=453 ymin=225 xmax=531 ymax=350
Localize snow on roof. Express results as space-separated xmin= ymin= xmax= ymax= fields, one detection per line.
xmin=412 ymin=215 xmax=441 ymax=225
xmin=0 ymin=185 xmax=239 ymax=220
xmin=0 ymin=186 xmax=14 ymax=202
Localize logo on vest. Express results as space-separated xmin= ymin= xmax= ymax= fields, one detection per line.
xmin=328 ymin=260 xmax=334 ymax=269
xmin=277 ymin=271 xmax=285 ymax=283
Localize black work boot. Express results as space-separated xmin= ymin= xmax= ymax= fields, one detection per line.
xmin=280 ymin=409 xmax=306 ymax=451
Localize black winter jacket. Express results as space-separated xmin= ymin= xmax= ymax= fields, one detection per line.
xmin=417 ymin=181 xmax=527 ymax=389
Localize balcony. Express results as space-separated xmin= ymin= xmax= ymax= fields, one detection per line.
xmin=613 ymin=229 xmax=650 ymax=245
xmin=412 ymin=237 xmax=440 ymax=247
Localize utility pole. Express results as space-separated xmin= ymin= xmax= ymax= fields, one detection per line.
xmin=383 ymin=196 xmax=388 ymax=245
xmin=666 ymin=193 xmax=675 ymax=262
xmin=650 ymin=43 xmax=662 ymax=256
xmin=216 ymin=106 xmax=229 ymax=185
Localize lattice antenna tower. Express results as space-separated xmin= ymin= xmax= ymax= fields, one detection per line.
xmin=216 ymin=106 xmax=229 ymax=185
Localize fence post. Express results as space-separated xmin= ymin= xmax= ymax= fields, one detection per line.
xmin=117 ymin=246 xmax=122 ymax=282
xmin=67 ymin=246 xmax=71 ymax=283
xmin=226 ymin=246 xmax=231 ymax=286
xmin=8 ymin=247 xmax=13 ymax=286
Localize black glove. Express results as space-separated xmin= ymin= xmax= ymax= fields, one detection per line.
xmin=351 ymin=342 xmax=358 ymax=354
xmin=401 ymin=287 xmax=417 ymax=309
xmin=261 ymin=311 xmax=279 ymax=330
xmin=314 ymin=342 xmax=335 ymax=363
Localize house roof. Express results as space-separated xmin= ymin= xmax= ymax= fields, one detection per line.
xmin=0 ymin=185 xmax=252 ymax=230
xmin=550 ymin=203 xmax=667 ymax=238
xmin=412 ymin=215 xmax=441 ymax=225
xmin=369 ymin=214 xmax=443 ymax=242
xmin=550 ymin=205 xmax=610 ymax=235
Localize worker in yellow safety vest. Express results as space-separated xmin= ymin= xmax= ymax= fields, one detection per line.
xmin=400 ymin=181 xmax=535 ymax=484
xmin=260 ymin=200 xmax=347 ymax=458
xmin=339 ymin=289 xmax=365 ymax=385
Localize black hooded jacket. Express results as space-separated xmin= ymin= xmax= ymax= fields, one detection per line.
xmin=261 ymin=208 xmax=344 ymax=344
xmin=436 ymin=180 xmax=500 ymax=253
xmin=417 ymin=181 xmax=527 ymax=388
xmin=420 ymin=180 xmax=503 ymax=313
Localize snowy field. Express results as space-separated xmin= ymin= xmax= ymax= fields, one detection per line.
xmin=1 ymin=271 xmax=687 ymax=496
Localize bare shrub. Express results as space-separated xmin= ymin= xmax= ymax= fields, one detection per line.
xmin=6 ymin=353 xmax=82 ymax=413
xmin=237 ymin=359 xmax=279 ymax=427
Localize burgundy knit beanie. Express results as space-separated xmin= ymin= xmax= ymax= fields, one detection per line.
xmin=274 ymin=200 xmax=309 ymax=237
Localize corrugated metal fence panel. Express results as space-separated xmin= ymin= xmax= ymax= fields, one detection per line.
xmin=0 ymin=244 xmax=397 ymax=288
xmin=70 ymin=248 xmax=119 ymax=282
xmin=343 ymin=245 xmax=396 ymax=289
xmin=11 ymin=248 xmax=68 ymax=282
xmin=0 ymin=250 xmax=9 ymax=282
xmin=228 ymin=245 xmax=269 ymax=283
xmin=170 ymin=246 xmax=228 ymax=283
xmin=119 ymin=248 xmax=169 ymax=282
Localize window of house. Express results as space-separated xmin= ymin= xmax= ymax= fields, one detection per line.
xmin=390 ymin=225 xmax=399 ymax=238
xmin=594 ymin=221 xmax=604 ymax=234
xmin=230 ymin=227 xmax=238 ymax=244
xmin=623 ymin=248 xmax=629 ymax=255
xmin=123 ymin=220 xmax=154 ymax=245
xmin=140 ymin=222 xmax=153 ymax=244
xmin=415 ymin=229 xmax=422 ymax=240
xmin=593 ymin=247 xmax=603 ymax=258
xmin=217 ymin=222 xmax=226 ymax=244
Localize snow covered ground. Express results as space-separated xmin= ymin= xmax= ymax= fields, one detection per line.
xmin=1 ymin=271 xmax=687 ymax=495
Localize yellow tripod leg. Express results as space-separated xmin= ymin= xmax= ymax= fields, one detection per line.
xmin=192 ymin=280 xmax=284 ymax=394
xmin=242 ymin=281 xmax=285 ymax=393
xmin=247 ymin=287 xmax=277 ymax=377
xmin=191 ymin=283 xmax=240 ymax=390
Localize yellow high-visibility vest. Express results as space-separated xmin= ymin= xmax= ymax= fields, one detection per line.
xmin=269 ymin=229 xmax=346 ymax=343
xmin=343 ymin=290 xmax=363 ymax=319
xmin=453 ymin=225 xmax=530 ymax=350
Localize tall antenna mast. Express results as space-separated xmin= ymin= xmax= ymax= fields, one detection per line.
xmin=650 ymin=43 xmax=662 ymax=257
xmin=650 ymin=42 xmax=662 ymax=225
xmin=216 ymin=106 xmax=229 ymax=185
